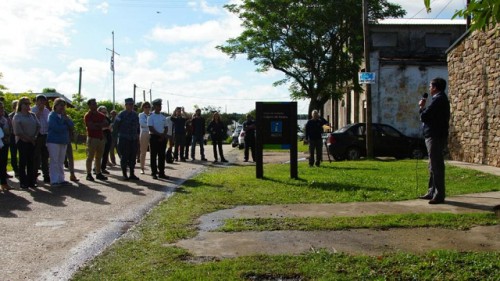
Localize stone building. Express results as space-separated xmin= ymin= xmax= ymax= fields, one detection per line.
xmin=323 ymin=19 xmax=466 ymax=137
xmin=447 ymin=24 xmax=499 ymax=167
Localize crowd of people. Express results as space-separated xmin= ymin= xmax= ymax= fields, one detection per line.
xmin=0 ymin=95 xmax=240 ymax=190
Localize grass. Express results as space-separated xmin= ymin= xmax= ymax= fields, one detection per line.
xmin=220 ymin=213 xmax=499 ymax=232
xmin=71 ymin=159 xmax=500 ymax=280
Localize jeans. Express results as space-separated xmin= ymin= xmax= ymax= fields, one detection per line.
xmin=191 ymin=134 xmax=205 ymax=159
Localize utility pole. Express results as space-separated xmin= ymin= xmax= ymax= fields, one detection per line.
xmin=133 ymin=84 xmax=137 ymax=103
xmin=149 ymin=82 xmax=154 ymax=103
xmin=106 ymin=31 xmax=120 ymax=110
xmin=362 ymin=0 xmax=373 ymax=159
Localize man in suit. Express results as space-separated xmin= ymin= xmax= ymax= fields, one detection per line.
xmin=418 ymin=77 xmax=450 ymax=204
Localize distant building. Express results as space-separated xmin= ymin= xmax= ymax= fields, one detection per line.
xmin=323 ymin=19 xmax=466 ymax=137
xmin=12 ymin=92 xmax=74 ymax=108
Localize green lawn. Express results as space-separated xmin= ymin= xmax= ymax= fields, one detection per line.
xmin=71 ymin=159 xmax=499 ymax=280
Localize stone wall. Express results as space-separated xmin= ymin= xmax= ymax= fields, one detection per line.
xmin=447 ymin=24 xmax=499 ymax=167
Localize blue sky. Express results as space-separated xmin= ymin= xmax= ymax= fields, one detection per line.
xmin=0 ymin=0 xmax=466 ymax=114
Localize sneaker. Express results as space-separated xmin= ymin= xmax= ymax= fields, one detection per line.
xmin=96 ymin=173 xmax=108 ymax=180
xmin=86 ymin=174 xmax=95 ymax=181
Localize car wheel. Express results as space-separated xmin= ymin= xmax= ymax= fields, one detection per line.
xmin=333 ymin=154 xmax=345 ymax=161
xmin=411 ymin=147 xmax=425 ymax=159
xmin=346 ymin=147 xmax=361 ymax=160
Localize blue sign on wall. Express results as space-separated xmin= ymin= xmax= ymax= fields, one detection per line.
xmin=359 ymin=72 xmax=376 ymax=84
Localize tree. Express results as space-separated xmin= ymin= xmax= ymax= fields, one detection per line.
xmin=42 ymin=88 xmax=57 ymax=93
xmin=424 ymin=0 xmax=500 ymax=31
xmin=0 ymin=72 xmax=7 ymax=95
xmin=217 ymin=0 xmax=405 ymax=113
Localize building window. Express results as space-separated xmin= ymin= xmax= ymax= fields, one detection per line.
xmin=425 ymin=33 xmax=451 ymax=48
xmin=372 ymin=32 xmax=398 ymax=47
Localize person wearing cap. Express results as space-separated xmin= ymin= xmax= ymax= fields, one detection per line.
xmin=31 ymin=94 xmax=51 ymax=183
xmin=114 ymin=98 xmax=140 ymax=180
xmin=84 ymin=98 xmax=109 ymax=181
xmin=147 ymin=98 xmax=169 ymax=180
xmin=190 ymin=108 xmax=207 ymax=161
xmin=13 ymin=96 xmax=40 ymax=188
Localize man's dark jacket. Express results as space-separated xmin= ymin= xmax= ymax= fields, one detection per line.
xmin=420 ymin=92 xmax=450 ymax=138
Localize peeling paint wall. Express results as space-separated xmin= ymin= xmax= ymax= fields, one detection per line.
xmin=323 ymin=21 xmax=466 ymax=138
xmin=373 ymin=64 xmax=448 ymax=137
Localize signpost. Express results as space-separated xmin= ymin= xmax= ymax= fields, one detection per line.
xmin=255 ymin=102 xmax=298 ymax=179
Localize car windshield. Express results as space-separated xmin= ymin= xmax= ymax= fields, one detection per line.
xmin=334 ymin=124 xmax=356 ymax=133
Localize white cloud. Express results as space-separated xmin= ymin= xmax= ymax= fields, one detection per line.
xmin=0 ymin=0 xmax=88 ymax=62
xmin=96 ymin=2 xmax=109 ymax=14
xmin=188 ymin=0 xmax=223 ymax=15
xmin=135 ymin=50 xmax=157 ymax=66
xmin=148 ymin=11 xmax=242 ymax=44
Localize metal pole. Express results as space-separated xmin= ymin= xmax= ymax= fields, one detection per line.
xmin=362 ymin=0 xmax=373 ymax=159
xmin=112 ymin=31 xmax=115 ymax=110
xmin=107 ymin=31 xmax=120 ymax=111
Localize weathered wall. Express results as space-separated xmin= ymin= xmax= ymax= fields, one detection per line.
xmin=447 ymin=25 xmax=500 ymax=167
xmin=371 ymin=57 xmax=448 ymax=137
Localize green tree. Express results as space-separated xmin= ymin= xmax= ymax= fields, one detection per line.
xmin=0 ymin=72 xmax=7 ymax=95
xmin=425 ymin=0 xmax=499 ymax=31
xmin=42 ymin=88 xmax=57 ymax=93
xmin=217 ymin=0 xmax=405 ymax=113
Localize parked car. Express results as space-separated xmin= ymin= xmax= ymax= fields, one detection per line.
xmin=326 ymin=123 xmax=427 ymax=161
xmin=231 ymin=125 xmax=242 ymax=148
xmin=238 ymin=130 xmax=245 ymax=149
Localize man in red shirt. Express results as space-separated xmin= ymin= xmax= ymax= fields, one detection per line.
xmin=84 ymin=98 xmax=108 ymax=181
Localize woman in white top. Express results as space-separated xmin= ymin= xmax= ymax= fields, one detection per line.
xmin=138 ymin=102 xmax=151 ymax=174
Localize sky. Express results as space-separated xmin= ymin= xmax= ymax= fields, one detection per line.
xmin=0 ymin=0 xmax=467 ymax=114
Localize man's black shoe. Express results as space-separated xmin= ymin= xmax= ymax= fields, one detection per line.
xmin=96 ymin=173 xmax=108 ymax=180
xmin=101 ymin=169 xmax=110 ymax=175
xmin=418 ymin=194 xmax=433 ymax=200
xmin=152 ymin=174 xmax=158 ymax=180
xmin=428 ymin=199 xmax=444 ymax=204
xmin=158 ymin=174 xmax=170 ymax=180
xmin=86 ymin=174 xmax=95 ymax=181
xmin=129 ymin=175 xmax=140 ymax=180
xmin=201 ymin=158 xmax=208 ymax=161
